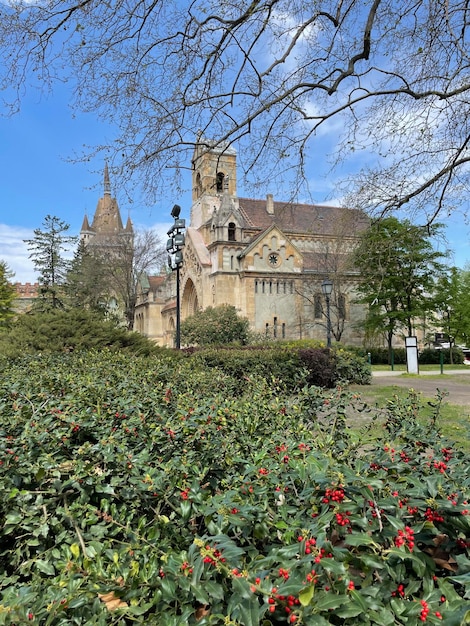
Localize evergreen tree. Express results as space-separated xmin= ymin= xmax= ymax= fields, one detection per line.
xmin=24 ymin=215 xmax=76 ymax=310
xmin=0 ymin=261 xmax=16 ymax=328
xmin=65 ymin=241 xmax=109 ymax=315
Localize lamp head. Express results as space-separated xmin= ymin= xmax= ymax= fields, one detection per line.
xmin=321 ymin=279 xmax=333 ymax=297
xmin=171 ymin=204 xmax=181 ymax=219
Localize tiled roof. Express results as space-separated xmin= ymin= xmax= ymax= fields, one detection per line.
xmin=238 ymin=198 xmax=368 ymax=236
xmin=148 ymin=276 xmax=165 ymax=290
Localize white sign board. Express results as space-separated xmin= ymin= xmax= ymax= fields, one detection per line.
xmin=405 ymin=336 xmax=419 ymax=375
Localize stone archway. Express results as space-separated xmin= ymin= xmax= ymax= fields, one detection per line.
xmin=181 ymin=277 xmax=199 ymax=319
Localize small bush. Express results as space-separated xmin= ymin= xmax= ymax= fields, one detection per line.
xmin=334 ymin=347 xmax=372 ymax=384
xmin=298 ymin=347 xmax=338 ymax=388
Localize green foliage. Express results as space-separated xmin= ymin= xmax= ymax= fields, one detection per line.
xmin=366 ymin=347 xmax=407 ymax=366
xmin=0 ymin=308 xmax=161 ymax=357
xmin=185 ymin=344 xmax=370 ymax=389
xmin=334 ymin=347 xmax=372 ymax=385
xmin=354 ymin=218 xmax=449 ymax=354
xmin=180 ymin=304 xmax=250 ymax=346
xmin=0 ymin=351 xmax=469 ymax=624
xmin=24 ymin=215 xmax=77 ymax=310
xmin=65 ymin=240 xmax=110 ymax=313
xmin=367 ymin=347 xmax=465 ymax=366
xmin=185 ymin=345 xmax=305 ymax=391
xmin=419 ymin=348 xmax=464 ymax=366
xmin=0 ymin=261 xmax=15 ymax=328
xmin=434 ymin=267 xmax=470 ymax=350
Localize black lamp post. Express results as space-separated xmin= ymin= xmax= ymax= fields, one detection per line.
xmin=321 ymin=278 xmax=333 ymax=348
xmin=167 ymin=204 xmax=185 ymax=349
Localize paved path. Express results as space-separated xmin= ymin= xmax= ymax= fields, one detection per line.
xmin=370 ymin=369 xmax=470 ymax=407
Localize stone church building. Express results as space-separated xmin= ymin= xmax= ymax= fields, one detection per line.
xmin=134 ymin=141 xmax=369 ymax=346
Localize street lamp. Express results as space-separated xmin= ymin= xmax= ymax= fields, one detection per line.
xmin=167 ymin=204 xmax=185 ymax=349
xmin=321 ymin=278 xmax=333 ymax=348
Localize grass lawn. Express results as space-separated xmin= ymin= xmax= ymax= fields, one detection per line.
xmin=349 ymin=378 xmax=470 ymax=453
xmin=372 ymin=363 xmax=470 ymax=372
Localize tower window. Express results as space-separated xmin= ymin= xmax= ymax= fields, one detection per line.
xmin=314 ymin=294 xmax=322 ymax=319
xmin=228 ymin=222 xmax=236 ymax=241
xmin=216 ymin=172 xmax=225 ymax=192
xmin=339 ymin=293 xmax=347 ymax=320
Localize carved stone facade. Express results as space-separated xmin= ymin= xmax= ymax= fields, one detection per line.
xmin=134 ymin=140 xmax=369 ymax=346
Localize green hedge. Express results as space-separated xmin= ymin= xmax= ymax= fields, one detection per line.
xmin=185 ymin=345 xmax=371 ymax=388
xmin=418 ymin=348 xmax=464 ymax=365
xmin=366 ymin=346 xmax=465 ymax=366
xmin=0 ymin=351 xmax=468 ymax=624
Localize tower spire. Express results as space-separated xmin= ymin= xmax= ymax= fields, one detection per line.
xmin=104 ymin=162 xmax=111 ymax=196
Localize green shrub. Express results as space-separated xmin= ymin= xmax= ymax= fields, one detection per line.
xmin=187 ymin=345 xmax=371 ymax=390
xmin=334 ymin=346 xmax=372 ymax=384
xmin=0 ymin=308 xmax=162 ymax=357
xmin=366 ymin=347 xmax=407 ymax=365
xmin=0 ymin=351 xmax=468 ymax=624
xmin=419 ymin=347 xmax=464 ymax=365
xmin=186 ymin=345 xmax=305 ymax=391
xmin=180 ymin=304 xmax=250 ymax=346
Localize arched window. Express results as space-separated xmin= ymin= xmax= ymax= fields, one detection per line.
xmin=196 ymin=173 xmax=202 ymax=197
xmin=216 ymin=172 xmax=225 ymax=192
xmin=228 ymin=222 xmax=236 ymax=241
xmin=314 ymin=294 xmax=322 ymax=319
xmin=338 ymin=293 xmax=347 ymax=320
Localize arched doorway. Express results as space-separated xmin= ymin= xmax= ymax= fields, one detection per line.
xmin=182 ymin=278 xmax=199 ymax=319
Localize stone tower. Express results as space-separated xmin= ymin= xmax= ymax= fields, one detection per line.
xmin=190 ymin=138 xmax=237 ymax=229
xmin=80 ymin=163 xmax=133 ymax=248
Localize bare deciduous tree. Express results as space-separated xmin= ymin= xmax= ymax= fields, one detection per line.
xmin=1 ymin=1 xmax=468 ymax=221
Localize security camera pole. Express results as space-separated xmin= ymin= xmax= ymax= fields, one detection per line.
xmin=166 ymin=204 xmax=185 ymax=349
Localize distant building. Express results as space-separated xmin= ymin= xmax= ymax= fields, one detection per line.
xmin=80 ymin=163 xmax=134 ymax=320
xmin=13 ymin=282 xmax=39 ymax=313
xmin=134 ymin=140 xmax=370 ymax=346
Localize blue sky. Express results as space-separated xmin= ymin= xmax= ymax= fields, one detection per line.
xmin=1 ymin=84 xmax=469 ymax=283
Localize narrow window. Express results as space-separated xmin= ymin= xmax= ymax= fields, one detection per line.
xmin=196 ymin=173 xmax=202 ymax=197
xmin=339 ymin=293 xmax=347 ymax=320
xmin=216 ymin=172 xmax=225 ymax=192
xmin=255 ymin=280 xmax=258 ymax=293
xmin=262 ymin=281 xmax=265 ymax=293
xmin=273 ymin=317 xmax=278 ymax=338
xmin=228 ymin=222 xmax=236 ymax=241
xmin=265 ymin=323 xmax=269 ymax=336
xmin=269 ymin=281 xmax=272 ymax=294
xmin=282 ymin=323 xmax=286 ymax=339
xmin=314 ymin=294 xmax=322 ymax=319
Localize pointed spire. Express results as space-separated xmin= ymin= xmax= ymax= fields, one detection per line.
xmin=104 ymin=162 xmax=111 ymax=196
xmin=81 ymin=214 xmax=91 ymax=231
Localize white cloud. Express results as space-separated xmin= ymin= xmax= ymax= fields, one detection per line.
xmin=0 ymin=224 xmax=37 ymax=284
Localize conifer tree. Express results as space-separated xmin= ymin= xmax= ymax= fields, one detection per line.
xmin=0 ymin=261 xmax=16 ymax=328
xmin=25 ymin=215 xmax=76 ymax=311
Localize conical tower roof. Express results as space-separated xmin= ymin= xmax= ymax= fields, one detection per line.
xmin=90 ymin=163 xmax=128 ymax=235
